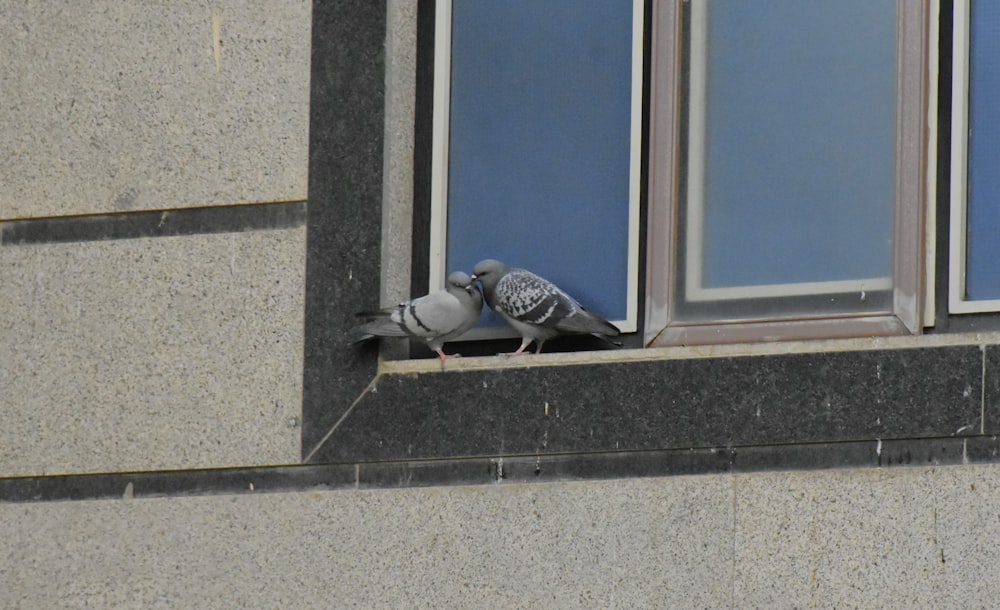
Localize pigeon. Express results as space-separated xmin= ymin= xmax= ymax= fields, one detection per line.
xmin=351 ymin=271 xmax=483 ymax=364
xmin=471 ymin=259 xmax=620 ymax=355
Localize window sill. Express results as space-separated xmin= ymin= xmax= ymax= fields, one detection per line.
xmin=378 ymin=330 xmax=1000 ymax=376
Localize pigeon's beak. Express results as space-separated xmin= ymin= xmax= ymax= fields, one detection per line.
xmin=467 ymin=274 xmax=479 ymax=287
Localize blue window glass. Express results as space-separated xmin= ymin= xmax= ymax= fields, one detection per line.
xmin=677 ymin=0 xmax=898 ymax=321
xmin=965 ymin=0 xmax=1000 ymax=301
xmin=435 ymin=0 xmax=641 ymax=332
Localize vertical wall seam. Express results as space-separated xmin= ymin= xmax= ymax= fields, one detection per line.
xmin=982 ymin=345 xmax=987 ymax=434
xmin=730 ymin=474 xmax=738 ymax=607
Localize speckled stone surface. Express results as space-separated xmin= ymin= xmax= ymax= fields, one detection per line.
xmin=4 ymin=464 xmax=1000 ymax=608
xmin=0 ymin=1 xmax=311 ymax=219
xmin=733 ymin=464 xmax=1000 ymax=608
xmin=1 ymin=474 xmax=734 ymax=608
xmin=985 ymin=345 xmax=1000 ymax=434
xmin=309 ymin=346 xmax=983 ymax=463
xmin=381 ymin=0 xmax=417 ymax=306
xmin=301 ymin=0 xmax=386 ymax=456
xmin=0 ymin=228 xmax=305 ymax=476
xmin=931 ymin=464 xmax=1000 ymax=605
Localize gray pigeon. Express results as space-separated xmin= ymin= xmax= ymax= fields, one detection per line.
xmin=471 ymin=259 xmax=620 ymax=355
xmin=351 ymin=271 xmax=483 ymax=364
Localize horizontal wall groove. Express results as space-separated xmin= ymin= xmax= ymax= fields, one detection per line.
xmin=0 ymin=201 xmax=306 ymax=246
xmin=3 ymin=435 xmax=999 ymax=505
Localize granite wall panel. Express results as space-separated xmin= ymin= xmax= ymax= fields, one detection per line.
xmin=0 ymin=226 xmax=305 ymax=476
xmin=0 ymin=0 xmax=311 ymax=219
xmin=308 ymin=347 xmax=983 ymax=463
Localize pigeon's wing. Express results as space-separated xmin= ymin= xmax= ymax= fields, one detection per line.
xmin=352 ymin=274 xmax=482 ymax=351
xmin=494 ymin=269 xmax=578 ymax=331
xmin=393 ymin=289 xmax=476 ymax=342
xmin=439 ymin=279 xmax=484 ymax=342
xmin=496 ymin=269 xmax=620 ymax=338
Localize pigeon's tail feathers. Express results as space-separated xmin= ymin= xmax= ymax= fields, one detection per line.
xmin=563 ymin=313 xmax=624 ymax=348
xmin=349 ymin=329 xmax=375 ymax=344
xmin=349 ymin=317 xmax=407 ymax=344
xmin=555 ymin=311 xmax=621 ymax=339
xmin=592 ymin=332 xmax=624 ymax=348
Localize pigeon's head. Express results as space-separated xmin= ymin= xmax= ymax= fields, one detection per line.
xmin=446 ymin=271 xmax=481 ymax=300
xmin=446 ymin=271 xmax=473 ymax=288
xmin=471 ymin=259 xmax=508 ymax=293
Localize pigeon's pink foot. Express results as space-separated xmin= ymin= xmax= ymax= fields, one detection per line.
xmin=500 ymin=341 xmax=534 ymax=357
xmin=436 ymin=350 xmax=462 ymax=368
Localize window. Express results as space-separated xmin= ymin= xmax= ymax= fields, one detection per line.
xmin=647 ymin=0 xmax=930 ymax=345
xmin=426 ymin=0 xmax=932 ymax=349
xmin=429 ymin=0 xmax=644 ymax=339
xmin=950 ymin=0 xmax=1000 ymax=312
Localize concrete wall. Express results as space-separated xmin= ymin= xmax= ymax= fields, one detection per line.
xmin=1 ymin=1 xmax=309 ymax=479
xmin=5 ymin=466 xmax=1000 ymax=607
xmin=5 ymin=1 xmax=1000 ymax=608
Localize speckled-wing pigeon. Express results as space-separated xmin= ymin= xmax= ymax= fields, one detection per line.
xmin=351 ymin=271 xmax=483 ymax=364
xmin=471 ymin=259 xmax=620 ymax=355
